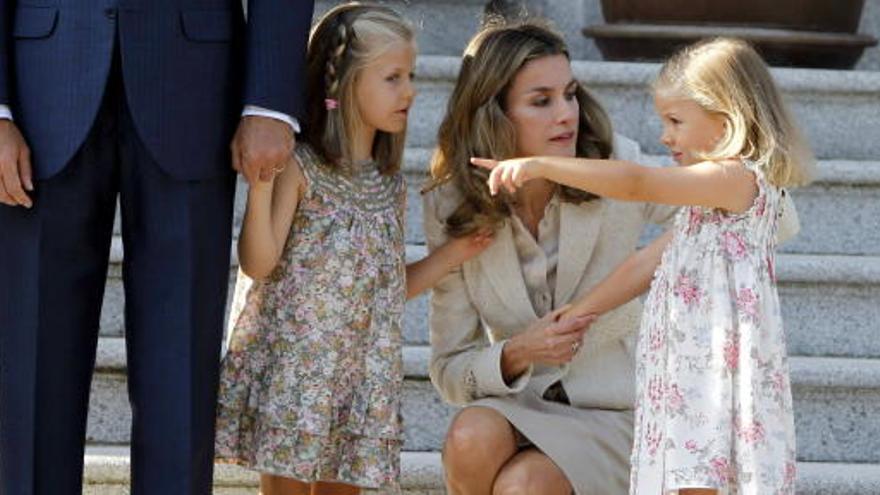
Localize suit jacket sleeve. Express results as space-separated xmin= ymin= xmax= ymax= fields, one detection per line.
xmin=244 ymin=0 xmax=314 ymax=120
xmin=423 ymin=189 xmax=533 ymax=406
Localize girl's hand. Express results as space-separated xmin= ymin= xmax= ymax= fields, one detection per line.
xmin=442 ymin=228 xmax=494 ymax=266
xmin=470 ymin=157 xmax=538 ymax=196
xmin=247 ymin=158 xmax=289 ymax=196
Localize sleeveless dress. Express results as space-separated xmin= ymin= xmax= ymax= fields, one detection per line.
xmin=214 ymin=144 xmax=407 ymax=489
xmin=629 ymin=161 xmax=797 ymax=494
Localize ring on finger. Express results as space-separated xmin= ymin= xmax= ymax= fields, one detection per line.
xmin=571 ymin=341 xmax=581 ymax=354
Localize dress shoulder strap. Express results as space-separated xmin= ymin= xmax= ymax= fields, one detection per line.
xmin=292 ymin=143 xmax=333 ymax=200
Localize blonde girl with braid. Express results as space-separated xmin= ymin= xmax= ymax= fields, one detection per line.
xmin=213 ymin=4 xmax=492 ymax=494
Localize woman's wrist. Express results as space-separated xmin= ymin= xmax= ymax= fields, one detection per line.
xmin=500 ymin=336 xmax=531 ymax=384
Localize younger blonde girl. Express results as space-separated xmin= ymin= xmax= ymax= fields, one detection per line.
xmin=474 ymin=37 xmax=813 ymax=494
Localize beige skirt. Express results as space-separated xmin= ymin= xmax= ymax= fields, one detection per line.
xmin=473 ymin=386 xmax=634 ymax=495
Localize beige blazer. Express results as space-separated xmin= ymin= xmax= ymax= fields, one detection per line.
xmin=424 ymin=135 xmax=677 ymax=411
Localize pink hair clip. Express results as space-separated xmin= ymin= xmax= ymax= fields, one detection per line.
xmin=324 ymin=98 xmax=339 ymax=110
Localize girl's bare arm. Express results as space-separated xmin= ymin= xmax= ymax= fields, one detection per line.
xmin=565 ymin=230 xmax=673 ymax=319
xmin=237 ymin=157 xmax=305 ymax=279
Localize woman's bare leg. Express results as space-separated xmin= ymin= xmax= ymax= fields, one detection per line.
xmin=680 ymin=490 xmax=718 ymax=495
xmin=443 ymin=406 xmax=519 ymax=495
xmin=492 ymin=448 xmax=572 ymax=495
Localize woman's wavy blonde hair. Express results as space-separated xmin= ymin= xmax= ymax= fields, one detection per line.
xmin=303 ymin=2 xmax=413 ymax=175
xmin=654 ymin=37 xmax=815 ymax=187
xmin=427 ymin=20 xmax=614 ymax=237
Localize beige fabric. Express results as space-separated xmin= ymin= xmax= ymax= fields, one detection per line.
xmin=424 ymin=135 xmax=677 ymax=494
xmin=509 ymin=193 xmax=561 ymax=317
xmin=475 ymin=393 xmax=634 ymax=495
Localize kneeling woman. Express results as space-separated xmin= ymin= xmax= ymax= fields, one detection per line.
xmin=423 ymin=20 xmax=676 ymax=495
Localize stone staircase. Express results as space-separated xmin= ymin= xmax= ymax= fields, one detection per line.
xmin=74 ymin=1 xmax=880 ymax=491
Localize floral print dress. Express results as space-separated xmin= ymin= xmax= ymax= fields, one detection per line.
xmin=630 ymin=161 xmax=797 ymax=494
xmin=214 ymin=144 xmax=406 ymax=490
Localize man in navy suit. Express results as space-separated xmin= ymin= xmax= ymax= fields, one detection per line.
xmin=0 ymin=1 xmax=314 ymax=493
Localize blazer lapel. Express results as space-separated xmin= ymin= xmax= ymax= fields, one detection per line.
xmin=555 ymin=200 xmax=606 ymax=305
xmin=478 ymin=221 xmax=539 ymax=322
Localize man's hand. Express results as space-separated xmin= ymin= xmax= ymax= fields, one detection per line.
xmin=231 ymin=115 xmax=295 ymax=184
xmin=0 ymin=120 xmax=33 ymax=208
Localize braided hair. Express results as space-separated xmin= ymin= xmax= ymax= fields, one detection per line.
xmin=303 ymin=2 xmax=414 ymax=175
xmin=324 ymin=13 xmax=353 ymax=103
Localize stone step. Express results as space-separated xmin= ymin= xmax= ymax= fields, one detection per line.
xmin=775 ymin=254 xmax=880 ymax=358
xmin=96 ymin=249 xmax=880 ymax=359
xmin=406 ymin=56 xmax=880 ymax=160
xmin=83 ymin=446 xmax=442 ymax=495
xmin=774 ymin=160 xmax=880 ymax=256
xmin=88 ymin=340 xmax=880 ymax=463
xmin=82 ymin=447 xmax=880 ymax=494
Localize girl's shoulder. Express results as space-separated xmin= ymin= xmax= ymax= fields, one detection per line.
xmin=291 ymin=142 xmax=340 ymax=197
xmin=735 ymin=157 xmax=778 ymax=187
xmin=292 ymin=142 xmax=325 ymax=174
xmin=736 ymin=158 xmax=784 ymax=204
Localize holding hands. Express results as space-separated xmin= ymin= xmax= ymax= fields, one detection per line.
xmin=232 ymin=116 xmax=296 ymax=184
xmin=501 ymin=306 xmax=597 ymax=382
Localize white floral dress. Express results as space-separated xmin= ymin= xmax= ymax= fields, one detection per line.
xmin=214 ymin=144 xmax=406 ymax=489
xmin=630 ymin=161 xmax=797 ymax=494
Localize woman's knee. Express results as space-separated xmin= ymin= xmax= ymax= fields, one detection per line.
xmin=443 ymin=406 xmax=516 ymax=471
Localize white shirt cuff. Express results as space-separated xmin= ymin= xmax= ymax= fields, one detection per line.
xmin=242 ymin=105 xmax=300 ymax=134
xmin=0 ymin=104 xmax=13 ymax=121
